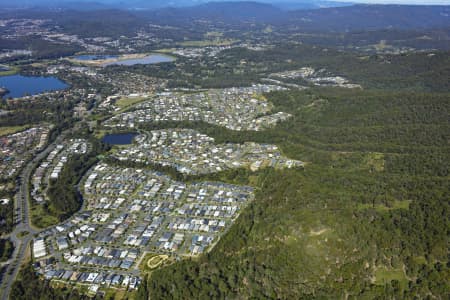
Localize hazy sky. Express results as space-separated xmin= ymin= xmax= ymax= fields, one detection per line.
xmin=337 ymin=0 xmax=450 ymax=4
xmin=13 ymin=0 xmax=450 ymax=5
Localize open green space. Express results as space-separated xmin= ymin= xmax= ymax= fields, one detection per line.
xmin=139 ymin=253 xmax=173 ymax=273
xmin=374 ymin=266 xmax=408 ymax=288
xmin=30 ymin=203 xmax=60 ymax=229
xmin=115 ymin=96 xmax=149 ymax=110
xmin=358 ymin=200 xmax=411 ymax=212
xmin=17 ymin=231 xmax=30 ymax=238
xmin=0 ymin=238 xmax=14 ymax=262
xmin=0 ymin=65 xmax=19 ymax=76
xmin=179 ymin=39 xmax=238 ymax=47
xmin=0 ymin=125 xmax=30 ymax=137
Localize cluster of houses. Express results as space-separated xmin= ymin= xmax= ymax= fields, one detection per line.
xmin=82 ymin=163 xmax=254 ymax=252
xmin=170 ymin=43 xmax=269 ymax=58
xmin=35 ymin=262 xmax=141 ymax=292
xmin=171 ymin=45 xmax=238 ymax=58
xmin=63 ymin=245 xmax=139 ymax=270
xmin=167 ymin=217 xmax=226 ymax=233
xmin=269 ymin=67 xmax=362 ymax=89
xmin=112 ymin=129 xmax=303 ymax=175
xmin=104 ymin=85 xmax=290 ymax=131
xmin=0 ymin=126 xmax=49 ymax=179
xmin=47 ymin=65 xmax=97 ymax=77
xmin=31 ymin=139 xmax=89 ymax=203
xmin=33 ymin=213 xmax=139 ymax=290
xmin=190 ymin=234 xmax=214 ymax=255
xmin=0 ymin=49 xmax=32 ymax=60
xmin=102 ymin=71 xmax=167 ymax=96
xmin=32 ymin=160 xmax=255 ymax=291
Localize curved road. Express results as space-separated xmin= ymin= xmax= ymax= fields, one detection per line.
xmin=0 ymin=133 xmax=67 ymax=300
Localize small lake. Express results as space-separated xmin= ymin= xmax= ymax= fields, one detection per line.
xmin=102 ymin=133 xmax=138 ymax=145
xmin=74 ymin=54 xmax=118 ymax=61
xmin=0 ymin=75 xmax=69 ymax=99
xmin=103 ymin=54 xmax=174 ymax=66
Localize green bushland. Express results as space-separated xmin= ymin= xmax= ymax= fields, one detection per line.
xmin=0 ymin=125 xmax=31 ymax=137
xmin=10 ymin=264 xmax=95 ymax=300
xmin=0 ymin=192 xmax=14 ymax=234
xmin=0 ymin=239 xmax=14 ymax=262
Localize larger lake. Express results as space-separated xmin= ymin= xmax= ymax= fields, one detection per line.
xmin=102 ymin=133 xmax=138 ymax=145
xmin=103 ymin=54 xmax=174 ymax=66
xmin=0 ymin=75 xmax=69 ymax=99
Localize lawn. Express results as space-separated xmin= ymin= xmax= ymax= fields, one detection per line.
xmin=115 ymin=96 xmax=148 ymax=110
xmin=357 ymin=200 xmax=411 ymax=212
xmin=374 ymin=266 xmax=408 ymax=289
xmin=0 ymin=125 xmax=30 ymax=137
xmin=0 ymin=65 xmax=19 ymax=76
xmin=179 ymin=39 xmax=238 ymax=47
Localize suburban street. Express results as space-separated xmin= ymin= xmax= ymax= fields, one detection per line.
xmin=0 ymin=132 xmax=68 ymax=300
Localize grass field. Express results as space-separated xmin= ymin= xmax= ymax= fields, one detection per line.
xmin=154 ymin=48 xmax=176 ymax=54
xmin=374 ymin=266 xmax=408 ymax=289
xmin=103 ymin=287 xmax=128 ymax=299
xmin=0 ymin=125 xmax=30 ymax=137
xmin=179 ymin=39 xmax=238 ymax=47
xmin=357 ymin=200 xmax=411 ymax=212
xmin=0 ymin=65 xmax=19 ymax=76
xmin=363 ymin=152 xmax=385 ymax=172
xmin=115 ymin=96 xmax=148 ymax=110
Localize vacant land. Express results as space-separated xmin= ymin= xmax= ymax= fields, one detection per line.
xmin=0 ymin=66 xmax=19 ymax=76
xmin=179 ymin=39 xmax=238 ymax=47
xmin=0 ymin=125 xmax=30 ymax=137
xmin=116 ymin=96 xmax=149 ymax=109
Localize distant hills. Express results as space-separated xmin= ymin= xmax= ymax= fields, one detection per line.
xmin=289 ymin=5 xmax=450 ymax=31
xmin=0 ymin=0 xmax=353 ymax=11
xmin=143 ymin=2 xmax=286 ymax=24
xmin=0 ymin=1 xmax=449 ymax=33
xmin=140 ymin=2 xmax=450 ymax=31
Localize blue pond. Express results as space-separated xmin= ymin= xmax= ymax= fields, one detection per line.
xmin=102 ymin=133 xmax=137 ymax=145
xmin=0 ymin=75 xmax=69 ymax=99
xmin=74 ymin=55 xmax=118 ymax=61
xmin=103 ymin=54 xmax=174 ymax=66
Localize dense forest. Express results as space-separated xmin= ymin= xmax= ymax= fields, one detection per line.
xmin=0 ymin=195 xmax=14 ymax=234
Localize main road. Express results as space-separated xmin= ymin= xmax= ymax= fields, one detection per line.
xmin=0 ymin=131 xmax=69 ymax=300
